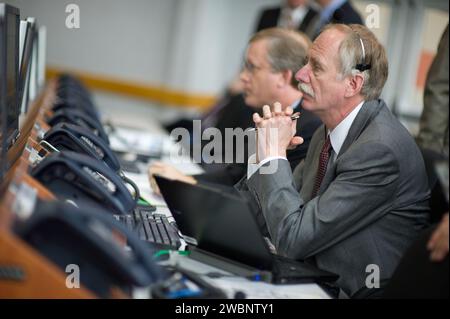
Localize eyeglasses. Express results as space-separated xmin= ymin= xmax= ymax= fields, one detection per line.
xmin=242 ymin=60 xmax=263 ymax=74
xmin=242 ymin=60 xmax=276 ymax=75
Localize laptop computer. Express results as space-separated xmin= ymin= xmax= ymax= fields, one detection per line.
xmin=155 ymin=175 xmax=338 ymax=285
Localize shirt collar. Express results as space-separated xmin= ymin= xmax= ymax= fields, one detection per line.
xmin=328 ymin=100 xmax=364 ymax=156
xmin=280 ymin=5 xmax=308 ymax=28
xmin=291 ymin=98 xmax=302 ymax=111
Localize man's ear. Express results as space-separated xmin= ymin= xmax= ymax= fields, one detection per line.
xmin=278 ymin=69 xmax=293 ymax=88
xmin=345 ymin=72 xmax=364 ymax=97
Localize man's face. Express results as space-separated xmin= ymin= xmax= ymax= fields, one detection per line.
xmin=295 ymin=29 xmax=347 ymax=113
xmin=240 ymin=39 xmax=283 ymax=109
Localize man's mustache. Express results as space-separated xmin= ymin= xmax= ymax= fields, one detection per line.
xmin=298 ymin=83 xmax=315 ymax=98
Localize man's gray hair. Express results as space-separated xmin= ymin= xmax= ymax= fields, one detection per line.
xmin=324 ymin=24 xmax=389 ymax=101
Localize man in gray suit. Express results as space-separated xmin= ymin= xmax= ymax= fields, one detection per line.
xmin=238 ymin=24 xmax=430 ymax=298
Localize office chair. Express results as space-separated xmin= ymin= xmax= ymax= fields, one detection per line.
xmin=420 ymin=147 xmax=448 ymax=224
xmin=382 ymin=225 xmax=449 ymax=299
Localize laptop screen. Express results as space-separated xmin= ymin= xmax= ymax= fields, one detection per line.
xmin=155 ymin=176 xmax=274 ymax=270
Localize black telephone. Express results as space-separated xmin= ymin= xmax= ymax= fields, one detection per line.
xmin=47 ymin=108 xmax=110 ymax=145
xmin=14 ymin=199 xmax=166 ymax=298
xmin=31 ymin=151 xmax=136 ymax=214
xmin=57 ymin=84 xmax=93 ymax=105
xmin=52 ymin=99 xmax=100 ymax=123
xmin=43 ymin=122 xmax=120 ymax=172
xmin=57 ymin=73 xmax=93 ymax=101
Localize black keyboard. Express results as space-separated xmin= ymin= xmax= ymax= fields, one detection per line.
xmin=115 ymin=150 xmax=161 ymax=174
xmin=118 ymin=159 xmax=141 ymax=174
xmin=114 ymin=207 xmax=181 ymax=250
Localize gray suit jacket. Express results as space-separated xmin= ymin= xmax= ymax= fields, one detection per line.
xmin=237 ymin=100 xmax=430 ymax=297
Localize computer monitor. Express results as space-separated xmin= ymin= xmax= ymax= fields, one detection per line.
xmin=0 ymin=11 xmax=5 ymax=183
xmin=18 ymin=20 xmax=27 ymax=67
xmin=37 ymin=26 xmax=46 ymax=89
xmin=18 ymin=19 xmax=34 ymax=114
xmin=26 ymin=17 xmax=38 ymax=102
xmin=0 ymin=4 xmax=20 ymax=151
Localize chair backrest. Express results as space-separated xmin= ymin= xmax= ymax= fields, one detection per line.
xmin=420 ymin=147 xmax=449 ymax=223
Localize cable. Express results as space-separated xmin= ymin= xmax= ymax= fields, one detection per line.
xmin=120 ymin=172 xmax=140 ymax=205
xmin=39 ymin=140 xmax=60 ymax=153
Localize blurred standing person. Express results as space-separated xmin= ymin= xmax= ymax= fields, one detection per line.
xmin=416 ymin=24 xmax=449 ymax=158
xmin=313 ymin=0 xmax=363 ymax=37
xmin=256 ymin=0 xmax=320 ymax=39
xmin=416 ymin=24 xmax=449 ymax=224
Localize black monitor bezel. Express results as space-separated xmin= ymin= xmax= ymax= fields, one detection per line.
xmin=0 ymin=4 xmax=20 ymax=181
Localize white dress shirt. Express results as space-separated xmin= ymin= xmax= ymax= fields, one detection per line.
xmin=278 ymin=5 xmax=308 ymax=29
xmin=247 ymin=101 xmax=364 ymax=179
xmin=328 ymin=100 xmax=364 ymax=160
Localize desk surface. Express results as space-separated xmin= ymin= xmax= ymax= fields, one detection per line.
xmin=164 ymin=252 xmax=331 ymax=299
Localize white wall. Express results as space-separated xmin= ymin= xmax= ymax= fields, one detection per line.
xmin=4 ymin=0 xmax=448 ymax=129
xmin=4 ymin=0 xmax=279 ymax=98
xmin=5 ymin=0 xmax=177 ymax=85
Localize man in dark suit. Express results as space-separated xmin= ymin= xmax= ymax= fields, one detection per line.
xmin=148 ymin=28 xmax=321 ymax=188
xmin=256 ymin=0 xmax=320 ymax=39
xmin=313 ymin=0 xmax=363 ymax=37
xmin=237 ymin=24 xmax=430 ymax=298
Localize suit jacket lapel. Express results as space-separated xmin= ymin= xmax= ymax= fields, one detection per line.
xmin=318 ymin=100 xmax=384 ymax=195
xmin=338 ymin=100 xmax=384 ymax=158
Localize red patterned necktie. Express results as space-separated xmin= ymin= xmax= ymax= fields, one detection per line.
xmin=311 ymin=135 xmax=331 ymax=197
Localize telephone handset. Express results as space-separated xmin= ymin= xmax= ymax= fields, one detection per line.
xmin=57 ymin=74 xmax=93 ymax=101
xmin=43 ymin=122 xmax=120 ymax=172
xmin=14 ymin=199 xmax=165 ymax=297
xmin=47 ymin=108 xmax=110 ymax=145
xmin=57 ymin=85 xmax=93 ymax=106
xmin=31 ymin=151 xmax=136 ymax=214
xmin=52 ymin=99 xmax=100 ymax=123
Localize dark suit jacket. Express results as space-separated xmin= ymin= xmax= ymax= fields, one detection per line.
xmin=328 ymin=0 xmax=363 ymax=25
xmin=213 ymin=93 xmax=255 ymax=136
xmin=255 ymin=6 xmax=319 ymax=39
xmin=314 ymin=1 xmax=363 ymax=37
xmin=164 ymin=92 xmax=254 ymax=136
xmin=197 ymin=100 xmax=322 ymax=186
xmin=239 ymin=99 xmax=430 ymax=297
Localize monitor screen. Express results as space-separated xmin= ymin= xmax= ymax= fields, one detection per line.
xmin=0 ymin=4 xmax=20 ymax=150
xmin=1 ymin=4 xmax=20 ymax=186
xmin=19 ymin=20 xmax=34 ymax=114
xmin=27 ymin=17 xmax=38 ymax=102
xmin=0 ymin=7 xmax=5 ymax=182
xmin=37 ymin=26 xmax=46 ymax=88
